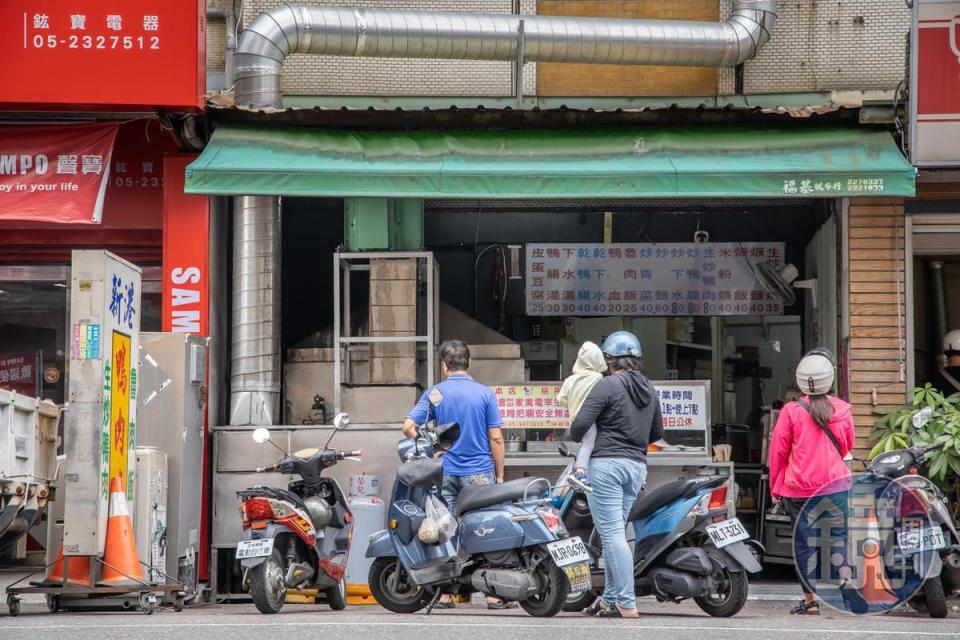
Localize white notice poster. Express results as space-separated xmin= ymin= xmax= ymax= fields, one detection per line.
xmin=525 ymin=243 xmax=785 ymax=316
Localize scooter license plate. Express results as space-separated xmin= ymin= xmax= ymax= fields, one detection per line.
xmin=562 ymin=562 xmax=591 ymax=594
xmin=897 ymin=526 xmax=946 ymax=555
xmin=546 ymin=536 xmax=590 ymax=567
xmin=705 ymin=518 xmax=749 ymax=549
xmin=236 ymin=538 xmax=274 ymax=559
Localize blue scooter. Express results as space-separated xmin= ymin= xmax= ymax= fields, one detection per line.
xmin=367 ymin=421 xmax=591 ymax=617
xmin=553 ymin=444 xmax=763 ymax=617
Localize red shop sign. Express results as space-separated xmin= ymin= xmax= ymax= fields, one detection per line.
xmin=0 ymin=123 xmax=119 ymax=224
xmin=911 ymin=1 xmax=960 ymax=165
xmin=0 ymin=1 xmax=205 ymax=110
xmin=0 ymin=352 xmax=40 ymax=397
xmin=162 ymin=155 xmax=209 ymax=335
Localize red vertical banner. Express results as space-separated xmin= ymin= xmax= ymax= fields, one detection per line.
xmin=161 ymin=154 xmax=212 ymax=580
xmin=162 ymin=155 xmax=208 ymax=334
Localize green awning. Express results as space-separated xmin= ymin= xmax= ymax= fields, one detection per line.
xmin=185 ymin=125 xmax=916 ymax=198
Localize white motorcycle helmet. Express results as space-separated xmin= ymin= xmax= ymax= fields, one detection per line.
xmin=944 ymin=330 xmax=960 ymax=354
xmin=795 ymin=350 xmax=835 ymax=396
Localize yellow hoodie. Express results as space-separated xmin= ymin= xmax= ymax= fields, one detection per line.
xmin=558 ymin=341 xmax=607 ymax=420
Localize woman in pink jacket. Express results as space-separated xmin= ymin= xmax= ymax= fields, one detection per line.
xmin=768 ymin=348 xmax=855 ymax=615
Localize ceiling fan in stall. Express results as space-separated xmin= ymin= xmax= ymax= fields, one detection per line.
xmin=754 ymin=262 xmax=819 ymax=308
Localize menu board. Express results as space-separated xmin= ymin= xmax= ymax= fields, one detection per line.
xmin=526 ymin=242 xmax=785 ymax=316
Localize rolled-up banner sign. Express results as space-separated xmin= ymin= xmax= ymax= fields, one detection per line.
xmin=0 ymin=123 xmax=120 ymax=224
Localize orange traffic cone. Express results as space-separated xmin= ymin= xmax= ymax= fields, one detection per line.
xmin=43 ymin=544 xmax=91 ymax=586
xmin=98 ymin=476 xmax=145 ymax=586
xmin=859 ymin=507 xmax=898 ymax=606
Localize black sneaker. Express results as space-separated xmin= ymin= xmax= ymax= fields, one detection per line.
xmin=584 ymin=598 xmax=609 ymax=617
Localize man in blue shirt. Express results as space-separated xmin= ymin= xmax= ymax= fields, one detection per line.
xmin=403 ymin=339 xmax=509 ymax=608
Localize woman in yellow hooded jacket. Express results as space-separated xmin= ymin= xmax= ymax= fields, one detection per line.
xmin=557 ymin=341 xmax=608 ymax=481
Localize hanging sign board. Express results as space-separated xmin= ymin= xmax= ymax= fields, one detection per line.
xmin=63 ymin=250 xmax=141 ymax=556
xmin=0 ymin=123 xmax=119 ymax=223
xmin=493 ymin=384 xmax=569 ymax=430
xmin=655 ymin=383 xmax=709 ymax=430
xmin=910 ymin=0 xmax=960 ymax=166
xmin=526 ymin=243 xmax=785 ymax=317
xmin=0 ymin=1 xmax=205 ymax=110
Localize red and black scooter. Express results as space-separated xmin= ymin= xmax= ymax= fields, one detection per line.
xmin=237 ymin=413 xmax=359 ymax=613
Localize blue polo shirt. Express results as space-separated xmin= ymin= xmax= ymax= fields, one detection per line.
xmin=406 ymin=373 xmax=502 ymax=476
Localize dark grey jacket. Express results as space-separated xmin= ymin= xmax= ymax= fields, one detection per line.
xmin=570 ymin=371 xmax=662 ymax=464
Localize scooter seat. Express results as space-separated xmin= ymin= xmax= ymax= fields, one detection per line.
xmin=454 ymin=477 xmax=550 ymax=517
xmin=628 ymin=476 xmax=726 ymax=522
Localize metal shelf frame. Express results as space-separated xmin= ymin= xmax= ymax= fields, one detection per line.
xmin=333 ymin=251 xmax=435 ymax=413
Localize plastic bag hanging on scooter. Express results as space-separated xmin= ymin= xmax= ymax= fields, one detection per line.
xmin=421 ymin=494 xmax=457 ymax=544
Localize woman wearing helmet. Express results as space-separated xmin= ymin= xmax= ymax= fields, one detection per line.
xmin=769 ymin=348 xmax=855 ymax=615
xmin=569 ymin=331 xmax=663 ymax=618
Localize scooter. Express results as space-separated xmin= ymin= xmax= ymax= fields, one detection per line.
xmin=553 ymin=443 xmax=763 ymax=617
xmin=857 ymin=442 xmax=960 ymax=618
xmin=236 ymin=412 xmax=359 ymax=614
xmin=366 ymin=420 xmax=591 ymax=617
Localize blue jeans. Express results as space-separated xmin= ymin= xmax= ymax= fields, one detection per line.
xmin=440 ymin=470 xmax=495 ymax=516
xmin=586 ymin=457 xmax=647 ymax=609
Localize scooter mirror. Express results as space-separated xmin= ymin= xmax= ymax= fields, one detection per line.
xmin=557 ymin=442 xmax=572 ymax=458
xmin=252 ymin=428 xmax=271 ymax=444
xmin=333 ymin=412 xmax=350 ymax=430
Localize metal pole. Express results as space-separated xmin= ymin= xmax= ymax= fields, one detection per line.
xmin=427 ymin=253 xmax=435 ymax=389
xmin=333 ymin=253 xmax=341 ymax=414
xmin=515 ymin=19 xmax=525 ymax=107
xmin=344 ymin=263 xmax=352 ymax=387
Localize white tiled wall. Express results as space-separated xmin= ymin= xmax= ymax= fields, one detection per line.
xmin=718 ymin=0 xmax=911 ymax=93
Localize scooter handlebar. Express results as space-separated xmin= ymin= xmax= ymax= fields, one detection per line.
xmin=338 ymin=450 xmax=362 ymax=459
xmin=254 ymin=463 xmax=278 ymax=473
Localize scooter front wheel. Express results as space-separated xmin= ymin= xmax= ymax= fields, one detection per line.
xmin=369 ymin=557 xmax=431 ymax=613
xmin=249 ymin=549 xmax=287 ymax=614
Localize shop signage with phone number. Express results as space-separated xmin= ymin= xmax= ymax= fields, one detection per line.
xmin=492 ymin=381 xmax=707 ymax=431
xmin=493 ymin=384 xmax=569 ymax=429
xmin=526 ymin=242 xmax=785 ymax=317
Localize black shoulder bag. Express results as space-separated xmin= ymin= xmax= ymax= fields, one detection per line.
xmin=794 ymin=398 xmax=843 ymax=458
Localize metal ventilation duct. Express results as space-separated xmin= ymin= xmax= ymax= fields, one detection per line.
xmin=234 ymin=1 xmax=778 ymax=108
xmin=230 ymin=196 xmax=281 ymax=425
xmin=227 ymin=1 xmax=778 ymax=425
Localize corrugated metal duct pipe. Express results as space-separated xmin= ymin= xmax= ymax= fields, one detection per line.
xmin=234 ymin=1 xmax=778 ymax=108
xmin=227 ymin=0 xmax=778 ymax=425
xmin=231 ymin=196 xmax=281 ymax=425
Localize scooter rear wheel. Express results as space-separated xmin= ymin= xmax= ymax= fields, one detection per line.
xmin=250 ymin=549 xmax=287 ymax=614
xmin=693 ymin=567 xmax=748 ymax=618
xmin=369 ymin=557 xmax=431 ymax=613
xmin=326 ymin=578 xmax=347 ymax=611
xmin=920 ymin=576 xmax=948 ymax=619
xmin=519 ymin=556 xmax=569 ymax=618
xmin=562 ymin=589 xmax=598 ymax=612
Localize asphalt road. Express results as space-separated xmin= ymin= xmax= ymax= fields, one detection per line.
xmin=0 ymin=599 xmax=956 ymax=640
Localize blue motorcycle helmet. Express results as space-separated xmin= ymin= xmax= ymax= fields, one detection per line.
xmin=601 ymin=331 xmax=642 ymax=359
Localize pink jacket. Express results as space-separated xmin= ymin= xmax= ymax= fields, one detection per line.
xmin=768 ymin=396 xmax=855 ymax=499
